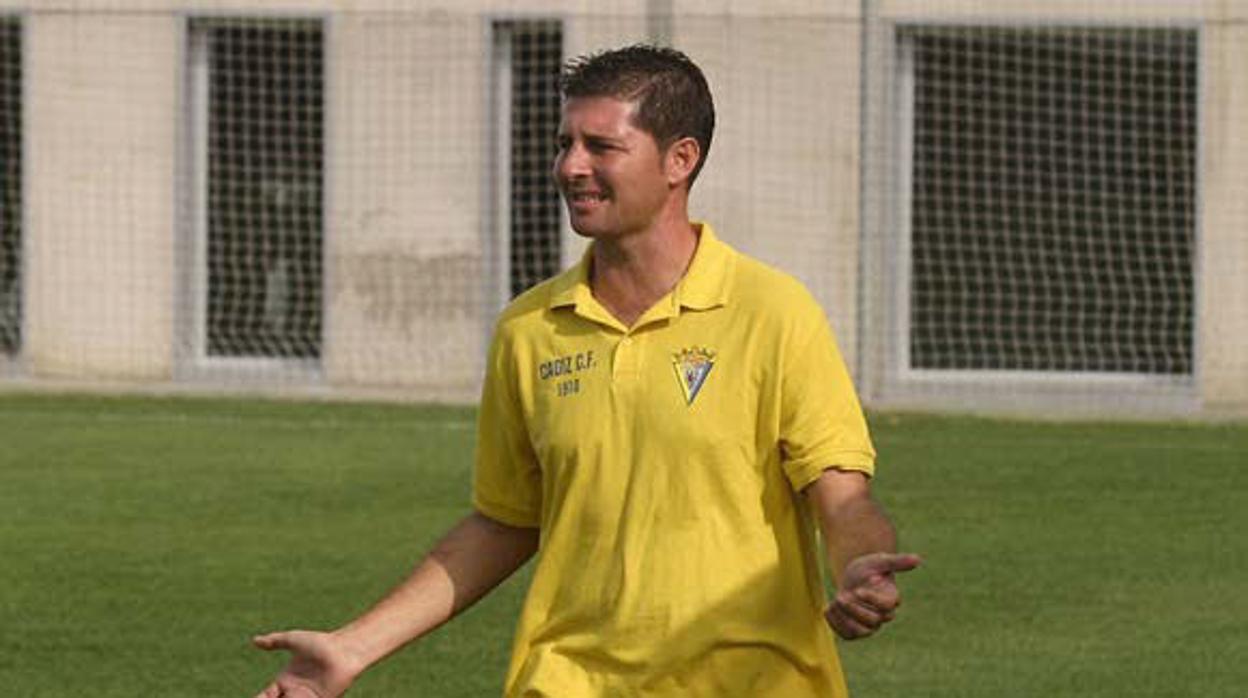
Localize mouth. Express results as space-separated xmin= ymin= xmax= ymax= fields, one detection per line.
xmin=564 ymin=189 xmax=609 ymax=207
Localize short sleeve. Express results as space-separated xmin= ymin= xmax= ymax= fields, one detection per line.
xmin=777 ymin=303 xmax=876 ymax=491
xmin=472 ymin=328 xmax=543 ymax=528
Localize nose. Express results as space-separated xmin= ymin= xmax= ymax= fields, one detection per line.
xmin=553 ymin=140 xmax=590 ymax=184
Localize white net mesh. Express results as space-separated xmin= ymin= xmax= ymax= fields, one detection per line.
xmin=2 ymin=2 xmax=1245 ymax=416
xmin=904 ymin=27 xmax=1197 ymax=375
xmin=0 ymin=19 xmax=19 ymax=358
xmin=500 ymin=21 xmax=563 ymax=299
xmin=195 ymin=19 xmax=324 ymax=360
xmin=856 ymin=7 xmax=1247 ymax=414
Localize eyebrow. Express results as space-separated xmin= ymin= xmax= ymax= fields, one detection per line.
xmin=556 ymin=131 xmax=627 ymax=148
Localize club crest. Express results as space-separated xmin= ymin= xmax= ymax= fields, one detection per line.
xmin=672 ymin=347 xmax=716 ymax=406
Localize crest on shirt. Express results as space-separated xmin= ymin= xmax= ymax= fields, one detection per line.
xmin=672 ymin=347 xmax=716 ymax=406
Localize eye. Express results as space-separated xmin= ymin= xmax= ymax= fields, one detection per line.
xmin=585 ymin=138 xmax=614 ymax=153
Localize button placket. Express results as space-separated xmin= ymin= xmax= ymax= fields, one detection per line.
xmin=611 ymin=334 xmax=641 ymax=385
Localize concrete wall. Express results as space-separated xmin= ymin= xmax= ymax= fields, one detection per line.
xmin=10 ymin=0 xmax=652 ymax=401
xmin=25 ymin=12 xmax=178 ymax=381
xmin=1197 ymin=14 xmax=1248 ymax=410
xmin=677 ymin=1 xmax=865 ymax=374
xmin=323 ymin=1 xmax=648 ymax=398
xmin=874 ymin=0 xmax=1230 ymax=22
xmin=323 ymin=12 xmax=489 ymax=396
xmin=3 ymin=0 xmax=1244 ymax=413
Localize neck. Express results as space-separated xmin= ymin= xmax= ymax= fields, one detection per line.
xmin=590 ymin=214 xmax=700 ymax=328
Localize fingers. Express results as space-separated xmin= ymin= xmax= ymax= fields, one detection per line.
xmin=825 ymin=602 xmax=876 ymax=641
xmin=841 ymin=590 xmax=894 ymax=621
xmin=827 ymin=555 xmax=919 ymax=641
xmin=852 ymin=583 xmax=901 ymax=612
xmin=834 ymin=584 xmax=896 ymax=625
xmin=251 ymin=636 xmax=287 ymax=698
xmin=826 ymin=598 xmax=895 ymax=640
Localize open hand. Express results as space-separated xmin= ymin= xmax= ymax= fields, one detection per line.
xmin=825 ymin=552 xmax=921 ymax=640
xmin=252 ymin=630 xmax=364 ymax=698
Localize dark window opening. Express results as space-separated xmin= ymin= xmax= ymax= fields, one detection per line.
xmin=507 ymin=22 xmax=562 ymax=298
xmin=0 ymin=20 xmax=21 ymax=357
xmin=203 ymin=20 xmax=324 ymax=359
xmin=906 ymin=27 xmax=1197 ymax=374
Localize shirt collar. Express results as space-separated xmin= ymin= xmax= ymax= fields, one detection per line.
xmin=548 ymin=222 xmax=735 ymax=323
xmin=676 ymin=222 xmax=734 ymax=311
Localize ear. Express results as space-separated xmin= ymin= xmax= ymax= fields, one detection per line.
xmin=663 ymin=136 xmax=701 ymax=189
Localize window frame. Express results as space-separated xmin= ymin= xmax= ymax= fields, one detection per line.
xmin=860 ymin=21 xmax=1205 ymax=412
xmin=178 ymin=15 xmax=328 ymax=382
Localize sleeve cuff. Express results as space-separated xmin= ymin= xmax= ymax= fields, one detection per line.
xmin=473 ymin=495 xmax=541 ymax=529
xmin=784 ymin=451 xmax=876 ymax=491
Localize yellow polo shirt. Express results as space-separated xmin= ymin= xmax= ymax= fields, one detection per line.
xmin=473 ymin=223 xmax=875 ymax=697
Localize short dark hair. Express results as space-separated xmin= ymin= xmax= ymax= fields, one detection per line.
xmin=559 ymin=44 xmax=715 ymax=186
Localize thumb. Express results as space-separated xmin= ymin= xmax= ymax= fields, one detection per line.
xmin=880 ymin=552 xmax=922 ymax=574
xmin=855 ymin=552 xmax=923 ymax=577
xmin=252 ymin=631 xmax=294 ymax=651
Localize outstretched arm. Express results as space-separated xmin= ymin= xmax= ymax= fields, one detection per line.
xmin=805 ymin=468 xmax=921 ymax=641
xmin=252 ymin=511 xmax=539 ymax=698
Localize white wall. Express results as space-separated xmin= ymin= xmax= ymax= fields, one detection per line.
xmin=4 ymin=0 xmax=1244 ymax=413
xmin=678 ymin=1 xmax=865 ymax=374
xmin=25 ymin=12 xmax=178 ymax=381
xmin=322 ymin=1 xmax=649 ymax=399
xmin=324 ymin=11 xmax=490 ymax=396
xmin=1197 ymin=15 xmax=1248 ymax=410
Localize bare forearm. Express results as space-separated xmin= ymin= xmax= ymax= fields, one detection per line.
xmin=806 ymin=468 xmax=920 ymax=641
xmin=333 ymin=511 xmax=538 ymax=671
xmin=806 ymin=469 xmax=898 ymax=583
xmin=819 ymin=493 xmax=897 ymax=582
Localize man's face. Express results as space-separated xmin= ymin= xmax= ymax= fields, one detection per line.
xmin=553 ymin=96 xmax=671 ymax=240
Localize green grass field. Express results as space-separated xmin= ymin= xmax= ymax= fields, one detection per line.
xmin=1 ymin=393 xmax=1245 ymax=696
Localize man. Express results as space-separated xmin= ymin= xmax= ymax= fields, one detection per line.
xmin=253 ymin=45 xmax=919 ymax=698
